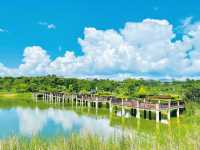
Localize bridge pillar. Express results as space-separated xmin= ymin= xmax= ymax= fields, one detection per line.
xmin=51 ymin=93 xmax=53 ymax=103
xmin=58 ymin=95 xmax=60 ymax=103
xmin=44 ymin=93 xmax=46 ymax=102
xmin=59 ymin=95 xmax=61 ymax=103
xmin=75 ymin=95 xmax=78 ymax=107
xmin=71 ymin=95 xmax=74 ymax=106
xmin=96 ymin=97 xmax=98 ymax=110
xmin=156 ymin=103 xmax=160 ymax=122
xmin=48 ymin=94 xmax=49 ymax=102
xmin=55 ymin=94 xmax=57 ymax=103
xmin=45 ymin=93 xmax=47 ymax=102
xmin=43 ymin=93 xmax=45 ymax=102
xmin=168 ymin=100 xmax=171 ymax=120
xmin=48 ymin=93 xmax=51 ymax=103
xmin=136 ymin=101 xmax=140 ymax=119
xmin=62 ymin=95 xmax=65 ymax=104
xmin=81 ymin=96 xmax=84 ymax=106
xmin=88 ymin=101 xmax=91 ymax=108
xmin=109 ymin=99 xmax=112 ymax=113
xmin=71 ymin=95 xmax=73 ymax=103
xmin=167 ymin=110 xmax=171 ymax=121
xmin=121 ymin=99 xmax=125 ymax=116
xmin=56 ymin=94 xmax=58 ymax=103
xmin=177 ymin=101 xmax=180 ymax=118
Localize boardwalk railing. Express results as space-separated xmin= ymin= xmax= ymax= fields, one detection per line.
xmin=32 ymin=92 xmax=185 ymax=123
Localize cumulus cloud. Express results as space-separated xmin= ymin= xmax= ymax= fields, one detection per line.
xmin=47 ymin=24 xmax=56 ymax=29
xmin=1 ymin=18 xmax=200 ymax=79
xmin=38 ymin=22 xmax=56 ymax=30
xmin=19 ymin=46 xmax=50 ymax=75
xmin=0 ymin=28 xmax=7 ymax=32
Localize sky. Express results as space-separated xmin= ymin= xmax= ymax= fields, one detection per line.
xmin=0 ymin=0 xmax=200 ymax=79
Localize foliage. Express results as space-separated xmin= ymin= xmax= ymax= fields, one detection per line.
xmin=0 ymin=75 xmax=200 ymax=100
xmin=184 ymin=88 xmax=200 ymax=102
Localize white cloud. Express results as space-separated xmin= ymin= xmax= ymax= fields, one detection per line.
xmin=38 ymin=22 xmax=56 ymax=30
xmin=181 ymin=16 xmax=193 ymax=28
xmin=47 ymin=24 xmax=56 ymax=29
xmin=0 ymin=28 xmax=7 ymax=32
xmin=19 ymin=46 xmax=50 ymax=75
xmin=2 ymin=18 xmax=200 ymax=79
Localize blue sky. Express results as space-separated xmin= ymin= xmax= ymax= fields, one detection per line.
xmin=0 ymin=0 xmax=200 ymax=79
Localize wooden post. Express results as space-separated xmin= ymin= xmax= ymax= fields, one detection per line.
xmin=46 ymin=93 xmax=48 ymax=102
xmin=46 ymin=93 xmax=47 ymax=102
xmin=59 ymin=95 xmax=61 ymax=104
xmin=57 ymin=94 xmax=59 ymax=103
xmin=43 ymin=93 xmax=45 ymax=102
xmin=88 ymin=101 xmax=91 ymax=108
xmin=51 ymin=93 xmax=53 ymax=104
xmin=81 ymin=96 xmax=84 ymax=106
xmin=58 ymin=94 xmax=60 ymax=103
xmin=55 ymin=94 xmax=57 ymax=103
xmin=109 ymin=99 xmax=112 ymax=113
xmin=96 ymin=97 xmax=98 ymax=110
xmin=44 ymin=93 xmax=46 ymax=102
xmin=45 ymin=93 xmax=47 ymax=102
xmin=177 ymin=100 xmax=180 ymax=118
xmin=168 ymin=100 xmax=171 ymax=120
xmin=52 ymin=93 xmax=54 ymax=104
xmin=71 ymin=95 xmax=73 ymax=103
xmin=136 ymin=101 xmax=140 ymax=119
xmin=47 ymin=93 xmax=49 ymax=102
xmin=71 ymin=95 xmax=74 ymax=106
xmin=35 ymin=93 xmax=38 ymax=102
xmin=156 ymin=103 xmax=160 ymax=122
xmin=48 ymin=93 xmax=51 ymax=103
xmin=76 ymin=95 xmax=78 ymax=107
xmin=62 ymin=95 xmax=65 ymax=104
xmin=53 ymin=94 xmax=55 ymax=104
xmin=121 ymin=99 xmax=125 ymax=116
xmin=143 ymin=99 xmax=146 ymax=119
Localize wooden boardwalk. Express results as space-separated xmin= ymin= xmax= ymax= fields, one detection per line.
xmin=32 ymin=92 xmax=184 ymax=123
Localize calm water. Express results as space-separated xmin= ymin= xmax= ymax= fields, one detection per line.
xmin=0 ymin=98 xmax=199 ymax=143
xmin=0 ymin=99 xmax=135 ymax=139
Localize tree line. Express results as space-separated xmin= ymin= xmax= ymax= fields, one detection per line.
xmin=0 ymin=75 xmax=200 ymax=101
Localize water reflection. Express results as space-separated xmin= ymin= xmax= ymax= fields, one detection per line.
xmin=16 ymin=107 xmax=123 ymax=138
xmin=0 ymin=104 xmax=161 ymax=142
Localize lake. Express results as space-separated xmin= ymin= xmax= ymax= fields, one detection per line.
xmin=0 ymin=98 xmax=200 ymax=148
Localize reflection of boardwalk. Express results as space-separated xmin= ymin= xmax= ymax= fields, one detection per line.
xmin=32 ymin=93 xmax=184 ymax=123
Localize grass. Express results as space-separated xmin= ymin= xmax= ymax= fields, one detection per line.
xmin=0 ymin=129 xmax=200 ymax=150
xmin=0 ymin=134 xmax=131 ymax=150
xmin=0 ymin=92 xmax=32 ymax=100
